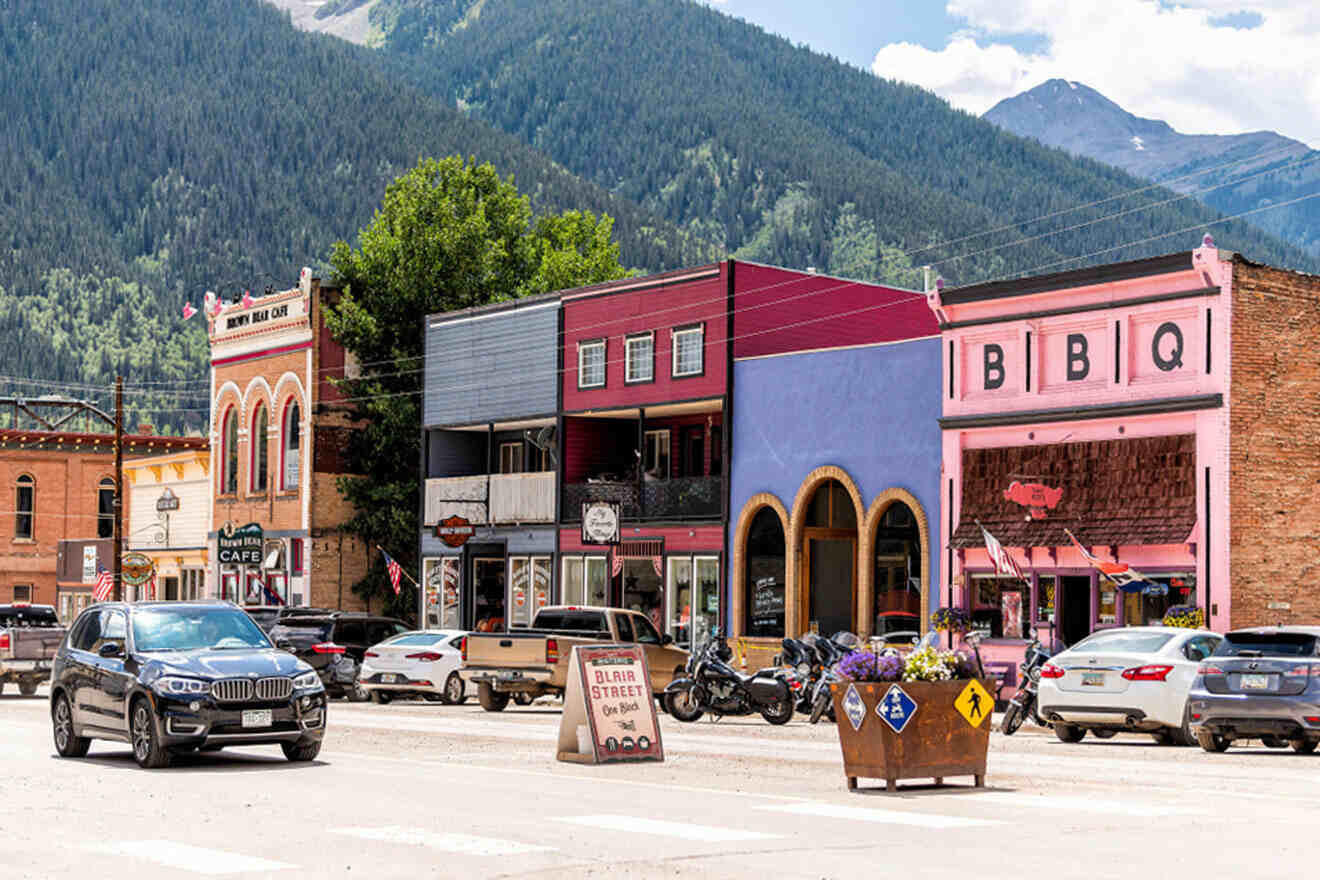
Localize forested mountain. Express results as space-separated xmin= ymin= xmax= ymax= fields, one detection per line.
xmin=986 ymin=80 xmax=1320 ymax=257
xmin=322 ymin=0 xmax=1317 ymax=288
xmin=0 ymin=0 xmax=710 ymax=430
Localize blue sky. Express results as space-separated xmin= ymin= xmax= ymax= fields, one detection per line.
xmin=700 ymin=0 xmax=1320 ymax=146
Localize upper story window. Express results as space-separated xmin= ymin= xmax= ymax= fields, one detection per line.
xmin=578 ymin=339 xmax=606 ymax=389
xmin=643 ymin=429 xmax=670 ymax=480
xmin=97 ymin=478 xmax=115 ymax=539
xmin=625 ymin=332 xmax=654 ymax=384
xmin=282 ymin=401 xmax=300 ymax=491
xmin=251 ymin=403 xmax=269 ymax=493
xmin=499 ymin=442 xmax=525 ymax=474
xmin=672 ymin=325 xmax=704 ymax=377
xmin=222 ymin=407 xmax=238 ymax=495
xmin=14 ymin=474 xmax=33 ymax=540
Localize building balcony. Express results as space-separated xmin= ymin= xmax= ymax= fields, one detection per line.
xmin=564 ymin=475 xmax=724 ymax=522
xmin=424 ymin=472 xmax=555 ymax=526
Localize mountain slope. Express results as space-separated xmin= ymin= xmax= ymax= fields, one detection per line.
xmin=986 ymin=79 xmax=1320 ymax=256
xmin=333 ymin=0 xmax=1317 ymax=286
xmin=0 ymin=0 xmax=711 ymax=429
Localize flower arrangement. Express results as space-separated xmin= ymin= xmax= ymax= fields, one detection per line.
xmin=836 ymin=650 xmax=902 ymax=683
xmin=902 ymin=644 xmax=958 ymax=682
xmin=1162 ymin=604 xmax=1205 ymax=629
xmin=930 ymin=607 xmax=970 ymax=634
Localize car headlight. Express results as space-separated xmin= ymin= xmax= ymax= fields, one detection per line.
xmin=796 ymin=663 xmax=811 ymax=677
xmin=292 ymin=670 xmax=322 ymax=691
xmin=154 ymin=676 xmax=209 ymax=696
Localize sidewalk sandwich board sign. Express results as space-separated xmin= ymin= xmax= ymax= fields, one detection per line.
xmin=556 ymin=644 xmax=664 ymax=765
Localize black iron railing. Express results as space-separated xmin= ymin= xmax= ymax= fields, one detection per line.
xmin=563 ymin=476 xmax=724 ymax=521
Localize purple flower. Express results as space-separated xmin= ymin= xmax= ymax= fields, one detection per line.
xmin=837 ymin=650 xmax=902 ymax=682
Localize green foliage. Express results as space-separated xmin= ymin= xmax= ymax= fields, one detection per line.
xmin=0 ymin=0 xmax=710 ymax=418
xmin=373 ymin=0 xmax=1318 ymax=284
xmin=327 ymin=156 xmax=629 ymax=616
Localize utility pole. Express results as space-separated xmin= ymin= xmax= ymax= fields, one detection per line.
xmin=113 ymin=376 xmax=124 ymax=602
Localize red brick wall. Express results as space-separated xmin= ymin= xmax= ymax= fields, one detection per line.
xmin=1229 ymin=260 xmax=1320 ymax=627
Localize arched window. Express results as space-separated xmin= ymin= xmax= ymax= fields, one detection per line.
xmin=872 ymin=501 xmax=921 ymax=636
xmin=250 ymin=403 xmax=268 ymax=493
xmin=281 ymin=401 xmax=300 ymax=491
xmin=744 ymin=507 xmax=786 ymax=638
xmin=15 ymin=474 xmax=34 ymax=540
xmin=97 ymin=478 xmax=115 ymax=539
xmin=222 ymin=408 xmax=238 ymax=494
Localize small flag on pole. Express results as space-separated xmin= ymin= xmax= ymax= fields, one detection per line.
xmin=242 ymin=290 xmax=254 ymax=309
xmin=978 ymin=522 xmax=1026 ymax=581
xmin=93 ymin=566 xmax=114 ymax=602
xmin=1064 ymin=529 xmax=1165 ymax=595
xmin=182 ymin=302 xmax=197 ymax=320
xmin=381 ymin=550 xmax=403 ymax=595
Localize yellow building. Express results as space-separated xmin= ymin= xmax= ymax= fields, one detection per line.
xmin=125 ymin=448 xmax=211 ymax=600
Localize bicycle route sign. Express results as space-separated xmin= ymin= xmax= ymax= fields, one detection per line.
xmin=875 ymin=683 xmax=918 ymax=734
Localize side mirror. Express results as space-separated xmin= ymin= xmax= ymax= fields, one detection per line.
xmin=661 ymin=634 xmax=674 ymax=646
xmin=98 ymin=642 xmax=124 ymax=658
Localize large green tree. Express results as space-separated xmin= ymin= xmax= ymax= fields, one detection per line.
xmin=326 ymin=156 xmax=629 ymax=619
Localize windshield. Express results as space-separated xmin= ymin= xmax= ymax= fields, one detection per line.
xmin=1071 ymin=631 xmax=1174 ymax=654
xmin=385 ymin=633 xmax=446 ymax=646
xmin=132 ymin=607 xmax=272 ymax=652
xmin=1215 ymin=632 xmax=1319 ymax=657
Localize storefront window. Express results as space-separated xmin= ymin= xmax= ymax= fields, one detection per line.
xmin=1122 ymin=572 xmax=1194 ymax=626
xmin=508 ymin=556 xmax=552 ymax=628
xmin=1099 ymin=584 xmax=1118 ymax=625
xmin=744 ymin=507 xmax=785 ymax=638
xmin=562 ymin=556 xmax=608 ymax=607
xmin=665 ymin=556 xmax=720 ymax=648
xmin=872 ymin=502 xmax=921 ymax=636
xmin=1035 ymin=575 xmax=1056 ymax=625
xmin=970 ymin=574 xmax=1028 ymax=639
xmin=423 ymin=557 xmax=461 ymax=629
xmin=622 ymin=558 xmax=663 ymax=633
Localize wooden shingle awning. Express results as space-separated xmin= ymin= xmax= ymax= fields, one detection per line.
xmin=951 ymin=434 xmax=1196 ymax=550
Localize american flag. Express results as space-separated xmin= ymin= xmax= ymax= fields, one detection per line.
xmin=1065 ymin=529 xmax=1165 ymax=595
xmin=92 ymin=565 xmax=114 ymax=602
xmin=978 ymin=523 xmax=1026 ymax=581
xmin=382 ymin=550 xmax=402 ymax=595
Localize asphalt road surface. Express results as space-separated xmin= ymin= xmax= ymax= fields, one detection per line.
xmin=3 ymin=688 xmax=1315 ymax=879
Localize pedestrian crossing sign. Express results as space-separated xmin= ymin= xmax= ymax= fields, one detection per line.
xmin=875 ymin=684 xmax=918 ymax=734
xmin=955 ymin=679 xmax=992 ymax=727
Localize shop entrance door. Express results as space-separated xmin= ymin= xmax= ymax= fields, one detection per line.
xmin=471 ymin=557 xmax=506 ymax=632
xmin=806 ymin=536 xmax=856 ymax=638
xmin=1058 ymin=575 xmax=1092 ymax=648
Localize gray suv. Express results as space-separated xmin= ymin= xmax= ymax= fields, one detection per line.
xmin=1187 ymin=626 xmax=1320 ymax=753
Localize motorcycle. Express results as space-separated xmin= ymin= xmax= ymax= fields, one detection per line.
xmin=805 ymin=631 xmax=861 ymax=724
xmin=778 ymin=636 xmax=820 ymax=716
xmin=999 ymin=636 xmax=1053 ymax=735
xmin=663 ymin=628 xmax=796 ymax=725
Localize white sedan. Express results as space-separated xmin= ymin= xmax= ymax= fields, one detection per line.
xmin=359 ymin=629 xmax=468 ymax=705
xmin=1036 ymin=626 xmax=1222 ymax=745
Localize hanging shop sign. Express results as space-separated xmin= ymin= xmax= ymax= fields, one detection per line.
xmin=581 ymin=501 xmax=621 ymax=545
xmin=435 ymin=515 xmax=476 ymax=548
xmin=1002 ymin=481 xmax=1062 ymax=519
xmin=82 ymin=546 xmax=98 ymax=583
xmin=557 ymin=644 xmax=663 ymax=765
xmin=156 ymin=488 xmax=180 ymax=512
xmin=218 ymin=522 xmax=264 ymax=565
xmin=121 ymin=553 xmax=156 ymax=587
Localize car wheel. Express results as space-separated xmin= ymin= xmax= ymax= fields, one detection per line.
xmin=281 ymin=739 xmax=322 ymax=762
xmin=1196 ymin=730 xmax=1231 ymax=753
xmin=1171 ymin=706 xmax=1197 ymax=747
xmin=51 ymin=693 xmax=90 ymax=758
xmin=1260 ymin=735 xmax=1286 ymax=748
xmin=1053 ymin=723 xmax=1086 ymax=743
xmin=346 ymin=681 xmax=371 ymax=703
xmin=1291 ymin=738 xmax=1318 ymax=754
xmin=512 ymin=692 xmax=534 ymax=706
xmin=130 ymin=697 xmax=171 ymax=769
xmin=478 ymin=683 xmax=509 ymax=712
xmin=371 ymin=691 xmax=392 ymax=705
xmin=444 ymin=673 xmax=466 ymax=705
xmin=1091 ymin=729 xmax=1117 ymax=739
xmin=19 ymin=680 xmax=38 ymax=697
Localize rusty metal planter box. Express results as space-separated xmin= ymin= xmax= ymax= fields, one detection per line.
xmin=830 ymin=679 xmax=993 ymax=792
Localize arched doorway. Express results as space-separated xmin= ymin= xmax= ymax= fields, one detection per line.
xmin=802 ymin=479 xmax=858 ymax=637
xmin=744 ymin=506 xmax=786 ymax=638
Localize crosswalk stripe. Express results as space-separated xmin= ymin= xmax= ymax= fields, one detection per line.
xmin=972 ymin=792 xmax=1209 ymax=817
xmin=331 ymin=826 xmax=555 ymax=856
xmin=757 ymin=802 xmax=1002 ymax=828
xmin=558 ymin=815 xmax=780 ymax=842
xmin=96 ymin=840 xmax=297 ymax=875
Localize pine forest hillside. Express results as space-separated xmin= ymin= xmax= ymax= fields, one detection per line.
xmin=0 ymin=0 xmax=710 ymax=431
xmin=357 ymin=0 xmax=1316 ymax=286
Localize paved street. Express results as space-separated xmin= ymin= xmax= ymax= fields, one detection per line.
xmin=3 ymin=688 xmax=1316 ymax=879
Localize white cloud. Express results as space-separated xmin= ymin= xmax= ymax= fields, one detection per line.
xmin=870 ymin=1 xmax=1320 ymax=147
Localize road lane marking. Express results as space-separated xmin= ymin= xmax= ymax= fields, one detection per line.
xmin=971 ymin=792 xmax=1210 ymax=817
xmin=558 ymin=815 xmax=780 ymax=842
xmin=331 ymin=826 xmax=555 ymax=856
xmin=96 ymin=840 xmax=296 ymax=875
xmin=757 ymin=802 xmax=1002 ymax=828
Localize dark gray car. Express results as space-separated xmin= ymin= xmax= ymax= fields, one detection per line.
xmin=1187 ymin=626 xmax=1320 ymax=754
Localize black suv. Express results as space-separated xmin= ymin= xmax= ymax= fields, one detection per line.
xmin=269 ymin=613 xmax=409 ymax=701
xmin=50 ymin=601 xmax=327 ymax=768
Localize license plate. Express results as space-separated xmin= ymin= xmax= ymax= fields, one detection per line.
xmin=240 ymin=709 xmax=273 ymax=728
xmin=1081 ymin=672 xmax=1105 ymax=687
xmin=1242 ymin=673 xmax=1270 ymax=690
xmin=380 ymin=674 xmax=398 ymax=684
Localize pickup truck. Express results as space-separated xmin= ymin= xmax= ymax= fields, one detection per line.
xmin=462 ymin=606 xmax=688 ymax=711
xmin=0 ymin=603 xmax=66 ymax=696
